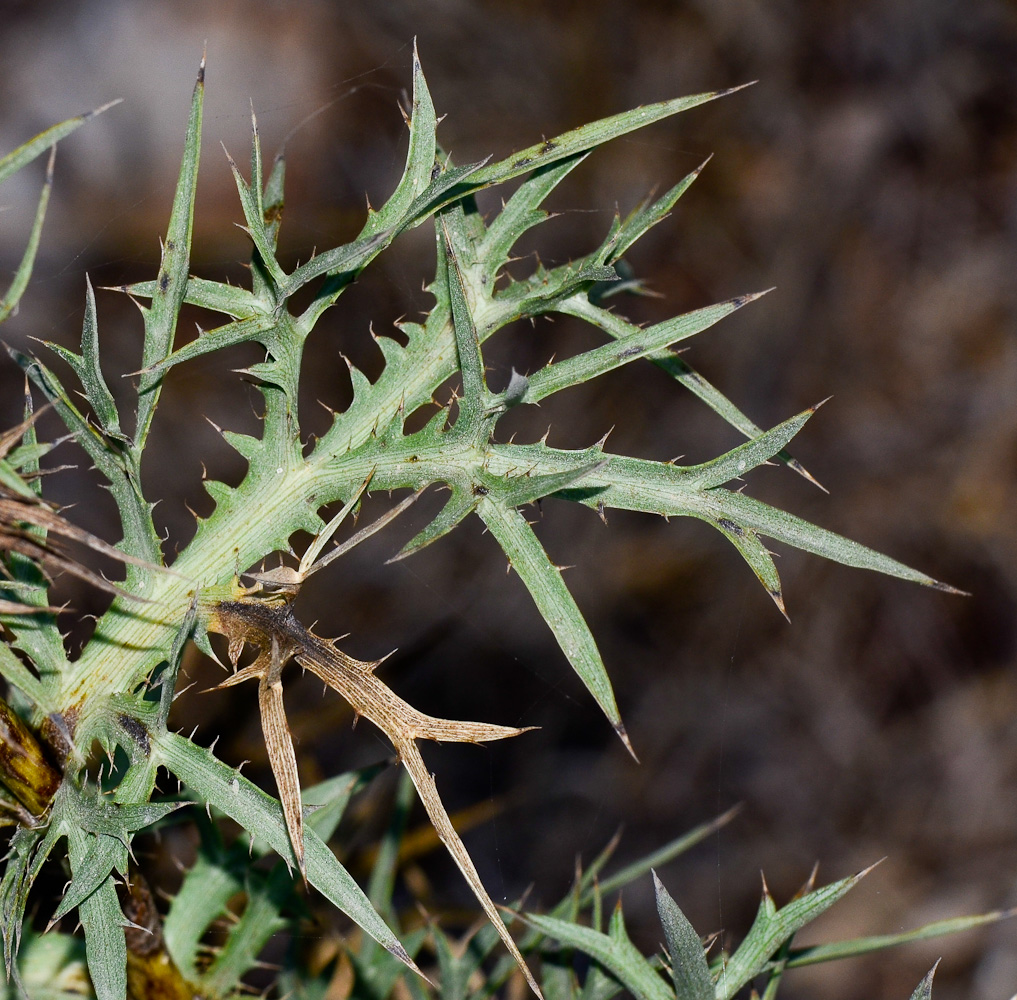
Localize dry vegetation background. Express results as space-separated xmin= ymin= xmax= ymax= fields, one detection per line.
xmin=1 ymin=2 xmax=1016 ymax=998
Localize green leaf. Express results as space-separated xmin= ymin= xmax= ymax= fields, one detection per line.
xmin=522 ymin=292 xmax=767 ymax=405
xmin=0 ymin=641 xmax=47 ymax=708
xmin=563 ymin=296 xmax=818 ymax=485
xmin=591 ymin=808 xmax=742 ymax=906
xmin=199 ymin=865 xmax=290 ymax=996
xmin=487 ymin=461 xmax=607 ymax=509
xmin=715 ymin=866 xmax=874 ymax=1000
xmin=910 ymin=963 xmax=938 ymax=1000
xmin=51 ymin=833 xmax=126 ymax=922
xmin=224 ymin=140 xmax=287 ymax=292
xmin=162 ymin=829 xmax=243 ymax=977
xmin=393 ymin=485 xmax=480 ymax=560
xmin=137 ymin=313 xmax=279 ymax=376
xmin=487 ymin=439 xmax=956 ymax=598
xmin=469 ymin=86 xmax=748 ymax=191
xmin=782 ymin=908 xmax=1016 ymax=969
xmin=526 ymin=904 xmax=673 ymax=1000
xmin=154 ymin=730 xmax=421 ymax=976
xmin=652 ymin=872 xmax=712 ymax=1000
xmin=606 ymin=159 xmax=709 ymax=264
xmin=701 ymin=490 xmax=959 ymax=592
xmin=0 ymin=102 xmax=119 ymax=184
xmin=477 ymin=153 xmax=590 ymax=280
xmin=440 ymin=211 xmax=487 ymax=433
xmin=18 ymin=349 xmax=159 ymax=566
xmin=0 ymin=147 xmax=53 ymax=324
xmin=47 ymin=276 xmax=122 ymax=437
xmin=121 ymin=274 xmax=263 ymax=318
xmin=134 ymin=57 xmax=204 ymax=452
xmin=477 ymin=499 xmax=632 ymax=757
xmin=66 ymin=825 xmax=126 ymax=1000
xmin=363 ymin=40 xmax=439 ymax=237
xmin=0 ymin=827 xmax=40 ymax=977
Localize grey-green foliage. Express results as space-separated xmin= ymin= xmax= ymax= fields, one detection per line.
xmin=515 ymin=861 xmax=967 ymax=1000
xmin=0 ymin=45 xmax=982 ymax=1000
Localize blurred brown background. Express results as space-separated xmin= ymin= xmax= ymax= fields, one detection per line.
xmin=1 ymin=2 xmax=1016 ymax=997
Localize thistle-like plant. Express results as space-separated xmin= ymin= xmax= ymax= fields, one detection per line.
xmin=0 ymin=46 xmax=994 ymax=1000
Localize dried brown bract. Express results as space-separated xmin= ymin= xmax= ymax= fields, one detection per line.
xmin=208 ymin=595 xmax=542 ymax=997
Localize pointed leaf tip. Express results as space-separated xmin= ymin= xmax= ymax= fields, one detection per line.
xmin=769 ymin=588 xmax=790 ymax=622
xmin=911 ymin=960 xmax=940 ymax=1000
xmin=85 ymin=99 xmax=124 ymax=120
xmin=614 ymin=722 xmax=639 ymax=762
xmin=717 ymin=81 xmax=757 ymax=97
xmin=930 ymin=579 xmax=970 ymax=596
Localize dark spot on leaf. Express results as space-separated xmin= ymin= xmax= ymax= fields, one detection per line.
xmin=513 ymin=157 xmax=533 ymax=168
xmin=718 ymin=517 xmax=744 ymax=536
xmin=158 ymin=273 xmax=170 ymax=293
xmin=617 ymin=345 xmax=643 ymax=360
xmin=541 ymin=140 xmax=558 ymax=154
xmin=472 ymin=484 xmax=490 ymax=496
xmin=118 ymin=713 xmax=150 ymax=756
xmin=165 ymin=240 xmax=176 ymax=252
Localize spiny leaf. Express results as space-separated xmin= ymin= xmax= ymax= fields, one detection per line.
xmin=653 ymin=872 xmax=712 ymax=1000
xmin=118 ymin=275 xmax=263 ymax=318
xmin=0 ymin=827 xmax=41 ymax=977
xmin=486 ymin=439 xmax=958 ymax=598
xmin=782 ymin=908 xmax=1016 ymax=970
xmin=137 ymin=313 xmax=279 ymax=376
xmin=223 ymin=138 xmax=287 ymax=291
xmin=47 ymin=276 xmax=122 ymax=437
xmin=468 ymin=85 xmax=751 ymax=191
xmin=153 ymin=728 xmax=422 ymax=977
xmin=0 ymin=147 xmax=54 ymax=325
xmin=134 ymin=55 xmax=204 ymax=452
xmin=440 ymin=211 xmax=487 ymax=433
xmin=476 ymin=498 xmax=633 ymax=759
xmin=67 ymin=825 xmax=127 ymax=1000
xmin=392 ymin=485 xmax=480 ymax=560
xmin=605 ymin=157 xmax=710 ymax=264
xmin=563 ymin=295 xmax=820 ymax=486
xmin=911 ymin=963 xmax=939 ymax=1000
xmin=51 ymin=834 xmax=127 ymax=923
xmin=521 ymin=291 xmax=769 ymax=405
xmin=363 ymin=39 xmax=438 ymax=237
xmin=701 ymin=490 xmax=962 ymax=593
xmin=477 ymin=152 xmax=590 ymax=279
xmin=161 ymin=833 xmax=244 ymax=978
xmin=714 ymin=864 xmax=876 ymax=1000
xmin=0 ymin=100 xmax=120 ymax=185
xmin=525 ymin=904 xmax=673 ymax=1000
xmin=713 ymin=518 xmax=786 ymax=617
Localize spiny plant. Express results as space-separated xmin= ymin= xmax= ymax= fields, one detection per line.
xmin=0 ymin=44 xmax=1004 ymax=1000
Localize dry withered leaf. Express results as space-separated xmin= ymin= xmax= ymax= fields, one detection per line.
xmin=208 ymin=597 xmax=543 ymax=998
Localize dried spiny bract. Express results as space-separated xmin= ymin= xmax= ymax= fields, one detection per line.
xmin=206 ymin=596 xmax=542 ymax=997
